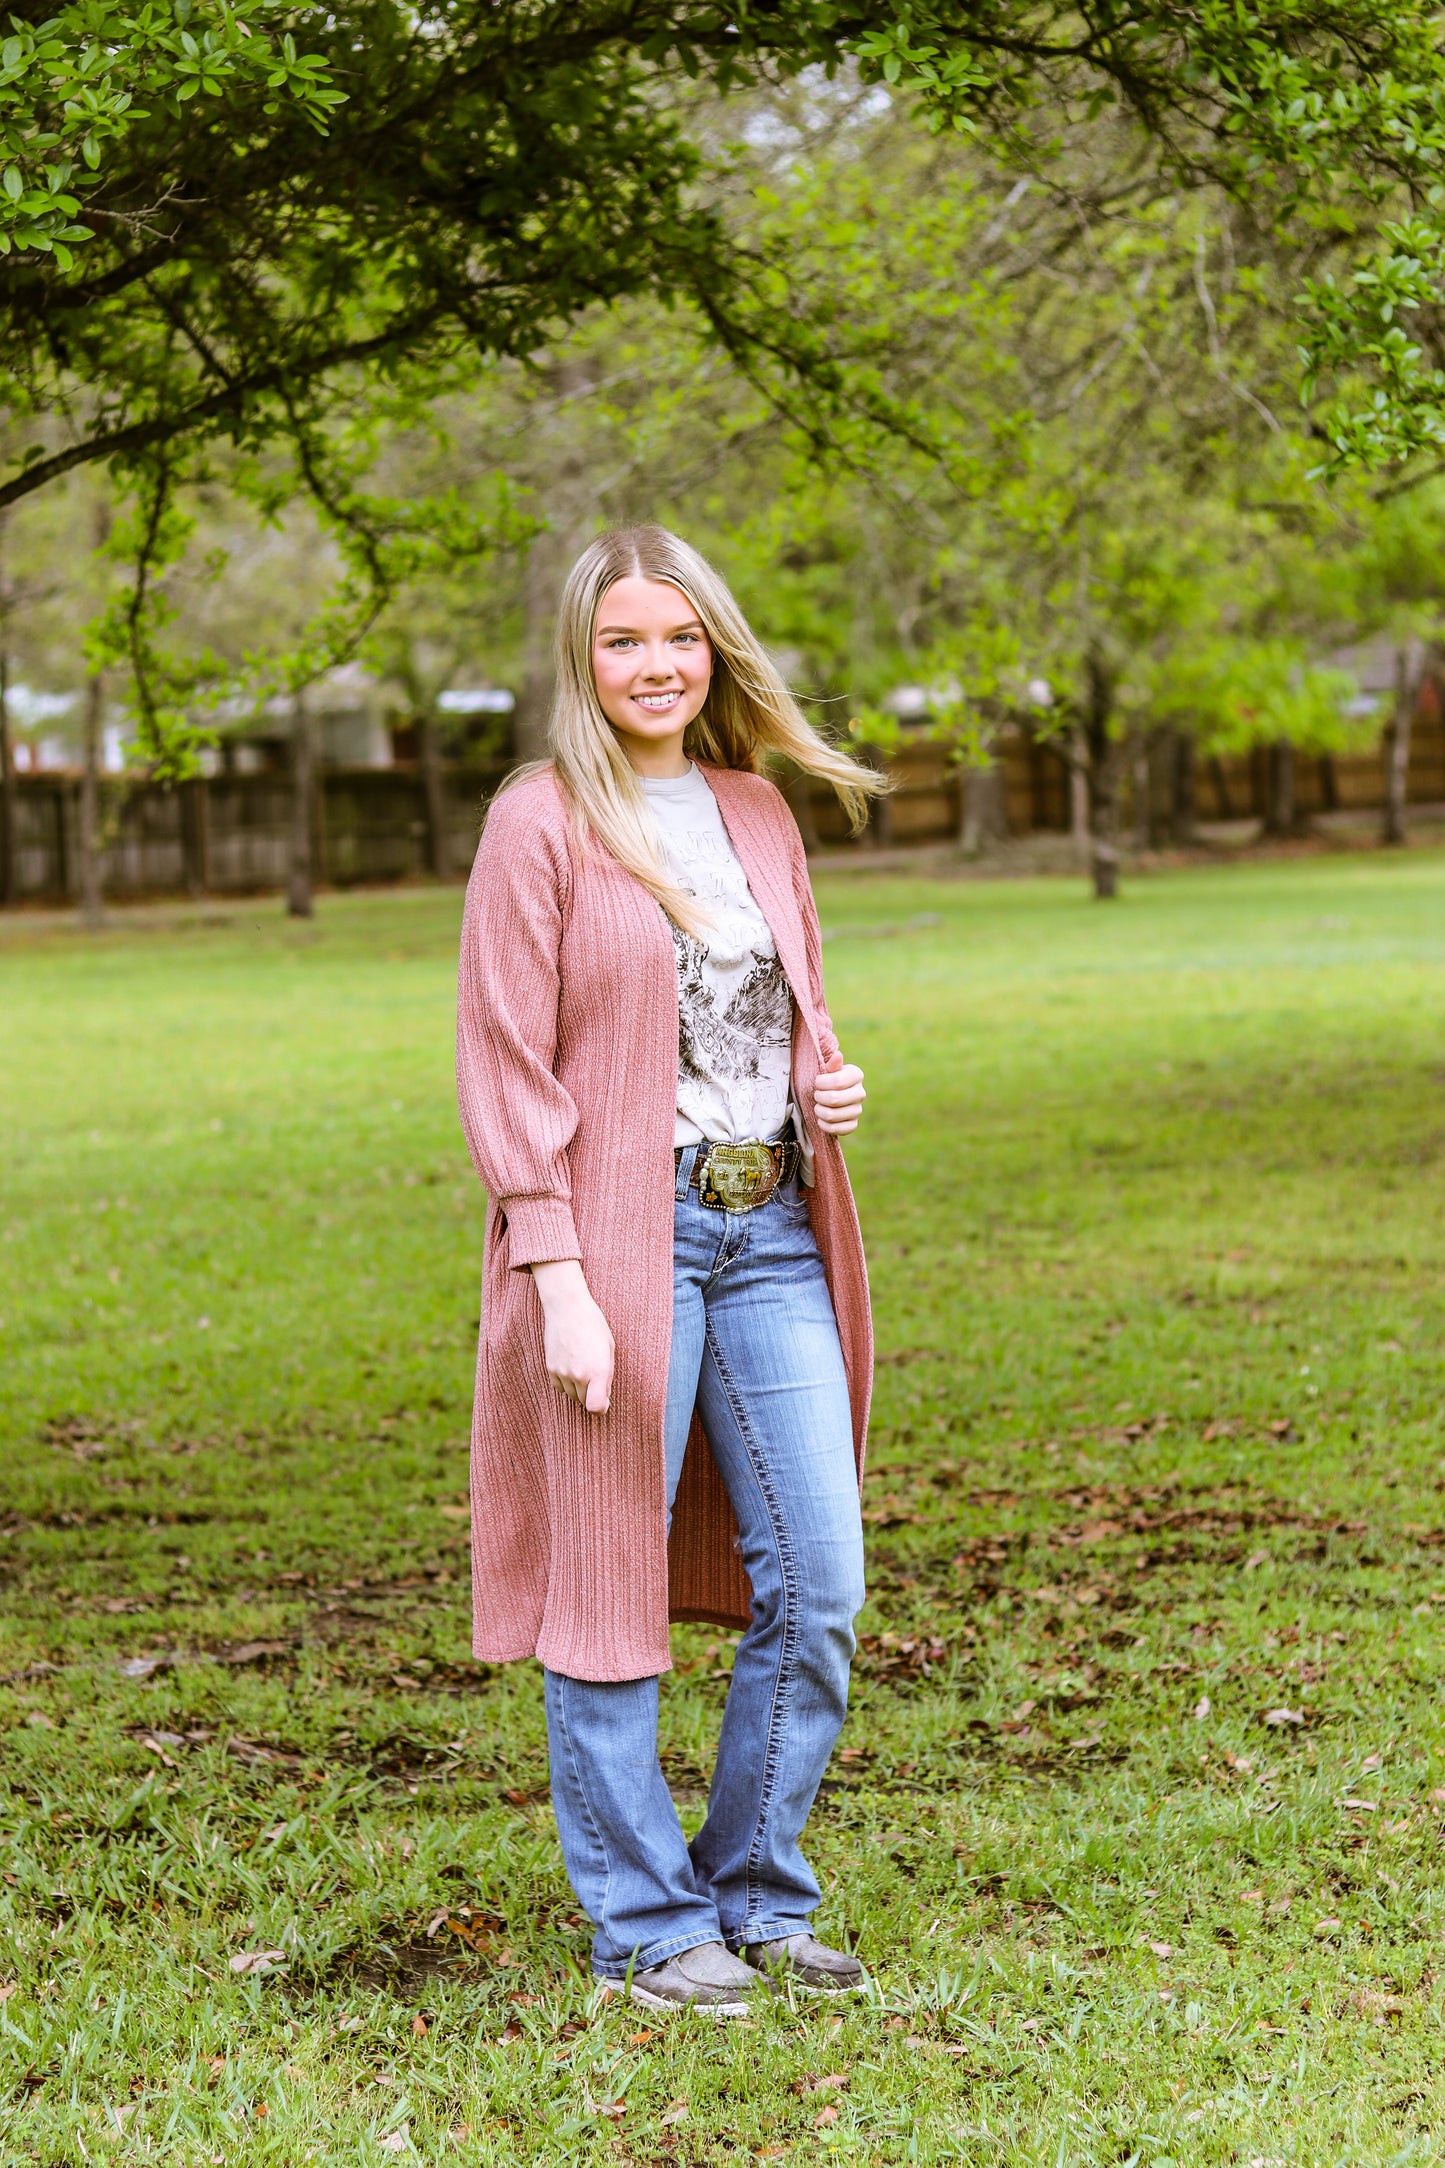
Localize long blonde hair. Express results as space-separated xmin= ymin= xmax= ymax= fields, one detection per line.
xmin=517 ymin=525 xmax=884 ymax=935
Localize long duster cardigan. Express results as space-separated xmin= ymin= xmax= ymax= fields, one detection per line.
xmin=455 ymin=761 xmax=873 ymax=1683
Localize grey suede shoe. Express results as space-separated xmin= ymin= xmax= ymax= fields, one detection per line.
xmin=625 ymin=1940 xmax=774 ymax=2016
xmin=743 ymin=1932 xmax=865 ymax=1992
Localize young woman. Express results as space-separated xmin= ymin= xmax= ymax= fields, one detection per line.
xmin=456 ymin=526 xmax=880 ymax=2015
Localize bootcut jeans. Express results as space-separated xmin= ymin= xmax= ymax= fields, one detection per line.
xmin=544 ymin=1149 xmax=865 ymax=1979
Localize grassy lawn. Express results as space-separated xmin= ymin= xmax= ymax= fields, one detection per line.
xmin=2 ymin=849 xmax=1445 ymax=2166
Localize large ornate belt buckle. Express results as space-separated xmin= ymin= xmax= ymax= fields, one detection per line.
xmin=699 ymin=1141 xmax=779 ymax=1212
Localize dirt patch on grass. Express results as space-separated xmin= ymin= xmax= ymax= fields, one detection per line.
xmin=325 ymin=1936 xmax=488 ymax=1994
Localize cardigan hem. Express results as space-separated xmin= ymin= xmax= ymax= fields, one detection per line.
xmin=668 ymin=1600 xmax=753 ymax=1632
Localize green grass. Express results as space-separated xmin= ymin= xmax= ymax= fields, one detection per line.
xmin=3 ymin=850 xmax=1445 ymax=2166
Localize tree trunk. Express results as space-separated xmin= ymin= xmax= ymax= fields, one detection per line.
xmin=1317 ymin=754 xmax=1339 ymax=814
xmin=1208 ymin=755 xmax=1234 ymax=821
xmin=1069 ymin=728 xmax=1090 ymax=860
xmin=1169 ymin=730 xmax=1196 ymax=844
xmin=287 ymin=691 xmax=316 ymax=918
xmin=78 ymin=672 xmax=105 ymax=930
xmin=1264 ymin=740 xmax=1296 ymax=835
xmin=1082 ymin=648 xmax=1119 ymax=899
xmin=511 ymin=532 xmax=561 ymax=763
xmin=1383 ymin=638 xmax=1422 ymax=846
xmin=0 ymin=647 xmax=16 ymax=906
xmin=417 ymin=712 xmax=449 ymax=878
xmin=1131 ymin=730 xmax=1151 ymax=850
xmin=510 ymin=363 xmax=596 ymax=764
xmin=784 ymin=772 xmax=820 ymax=855
xmin=959 ymin=753 xmax=1007 ymax=855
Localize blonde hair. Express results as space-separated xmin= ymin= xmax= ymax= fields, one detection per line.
xmin=515 ymin=525 xmax=883 ymax=936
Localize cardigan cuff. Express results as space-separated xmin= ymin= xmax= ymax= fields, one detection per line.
xmin=501 ymin=1194 xmax=583 ymax=1269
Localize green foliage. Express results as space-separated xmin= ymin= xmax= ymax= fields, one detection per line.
xmin=1144 ymin=638 xmax=1367 ymax=755
xmin=3 ymin=855 xmax=1445 ymax=2157
xmin=3 ymin=0 xmax=1445 ymax=762
xmin=0 ymin=0 xmax=342 ymax=262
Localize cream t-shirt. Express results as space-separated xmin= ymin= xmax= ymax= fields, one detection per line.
xmin=640 ymin=766 xmax=795 ymax=1147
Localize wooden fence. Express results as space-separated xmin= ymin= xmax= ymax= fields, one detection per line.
xmin=2 ymin=764 xmax=510 ymax=903
xmin=5 ymin=703 xmax=1445 ymax=905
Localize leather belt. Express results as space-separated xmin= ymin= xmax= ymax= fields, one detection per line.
xmin=676 ymin=1135 xmax=802 ymax=1212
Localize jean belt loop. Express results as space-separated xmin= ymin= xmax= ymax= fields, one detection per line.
xmin=675 ymin=1144 xmax=699 ymax=1202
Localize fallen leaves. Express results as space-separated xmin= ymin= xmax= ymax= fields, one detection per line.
xmin=130 ymin=1726 xmax=214 ymax=1765
xmin=861 ymin=1493 xmax=924 ymax=1529
xmin=434 ymin=1911 xmax=504 ymax=1954
xmin=1312 ymin=1917 xmax=1342 ymax=1940
xmin=796 ymin=2071 xmax=851 ymax=2124
xmin=227 ymin=1736 xmax=305 ymax=1772
xmin=855 ymin=1632 xmax=951 ymax=1682
xmin=219 ymin=1640 xmax=293 ymax=1666
xmin=229 ymin=1948 xmax=287 ymax=1975
xmin=42 ymin=1414 xmax=111 ymax=1461
xmin=1261 ymin=1706 xmax=1305 ymax=1728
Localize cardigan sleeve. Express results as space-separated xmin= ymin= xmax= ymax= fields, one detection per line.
xmin=457 ymin=789 xmax=583 ymax=1269
xmin=789 ymin=819 xmax=841 ymax=1066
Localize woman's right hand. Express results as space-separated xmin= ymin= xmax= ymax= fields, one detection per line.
xmin=530 ymin=1260 xmax=615 ymax=1413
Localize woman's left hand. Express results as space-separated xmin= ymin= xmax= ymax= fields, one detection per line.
xmin=813 ymin=1050 xmax=866 ymax=1135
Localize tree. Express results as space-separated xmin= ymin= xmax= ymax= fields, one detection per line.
xmin=7 ymin=0 xmax=1445 ymax=765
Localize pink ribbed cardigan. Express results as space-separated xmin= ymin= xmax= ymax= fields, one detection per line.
xmin=456 ymin=761 xmax=872 ymax=1683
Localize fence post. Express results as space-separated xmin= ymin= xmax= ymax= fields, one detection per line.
xmin=287 ymin=691 xmax=316 ymax=917
xmin=1382 ymin=638 xmax=1422 ymax=846
xmin=183 ymin=775 xmax=210 ymax=897
xmin=0 ymin=651 xmax=15 ymax=906
xmin=416 ymin=714 xmax=449 ymax=877
xmin=78 ymin=673 xmax=105 ymax=928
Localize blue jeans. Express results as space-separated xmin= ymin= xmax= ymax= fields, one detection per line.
xmin=544 ymin=1155 xmax=865 ymax=1978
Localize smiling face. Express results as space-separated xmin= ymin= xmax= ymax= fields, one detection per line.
xmin=591 ymin=576 xmax=713 ymax=776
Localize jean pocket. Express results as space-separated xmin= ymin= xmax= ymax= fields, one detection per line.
xmin=772 ymin=1181 xmax=812 ymax=1217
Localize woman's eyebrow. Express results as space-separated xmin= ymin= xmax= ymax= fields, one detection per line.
xmin=596 ymin=618 xmax=705 ymax=637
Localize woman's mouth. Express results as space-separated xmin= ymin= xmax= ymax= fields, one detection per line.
xmin=632 ymin=690 xmax=682 ymax=712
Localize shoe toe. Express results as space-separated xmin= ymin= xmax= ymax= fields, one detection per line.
xmin=674 ymin=1941 xmax=758 ymax=1991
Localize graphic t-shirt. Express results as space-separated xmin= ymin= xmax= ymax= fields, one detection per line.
xmin=640 ymin=766 xmax=795 ymax=1146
